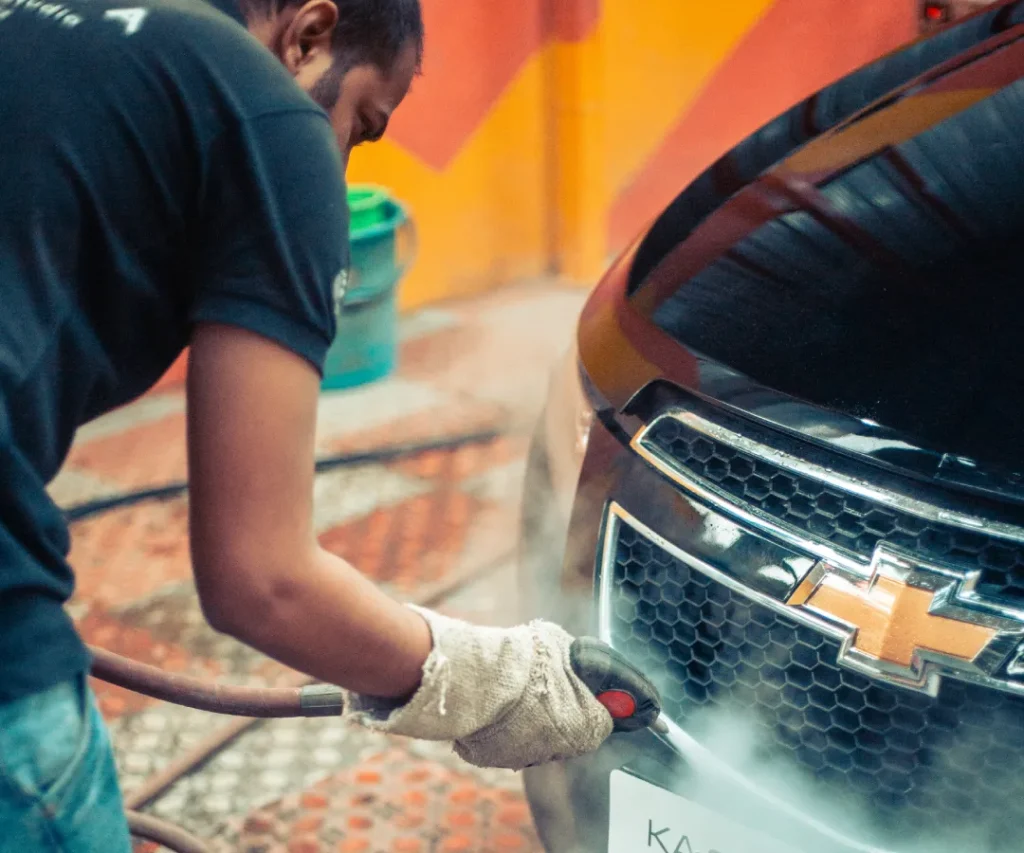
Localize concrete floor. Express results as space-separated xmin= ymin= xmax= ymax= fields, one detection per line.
xmin=53 ymin=281 xmax=588 ymax=853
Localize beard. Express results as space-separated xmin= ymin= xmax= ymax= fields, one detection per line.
xmin=308 ymin=61 xmax=345 ymax=111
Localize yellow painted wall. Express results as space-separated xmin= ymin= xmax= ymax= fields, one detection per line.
xmin=349 ymin=55 xmax=550 ymax=309
xmin=600 ymin=1 xmax=773 ymax=206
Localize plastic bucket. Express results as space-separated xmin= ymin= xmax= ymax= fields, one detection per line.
xmin=321 ymin=185 xmax=415 ymax=391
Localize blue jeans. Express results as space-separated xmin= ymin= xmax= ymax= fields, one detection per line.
xmin=0 ymin=676 xmax=132 ymax=852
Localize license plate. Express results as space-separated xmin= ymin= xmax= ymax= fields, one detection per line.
xmin=608 ymin=770 xmax=799 ymax=853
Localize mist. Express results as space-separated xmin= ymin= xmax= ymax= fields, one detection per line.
xmin=617 ymin=602 xmax=1021 ymax=853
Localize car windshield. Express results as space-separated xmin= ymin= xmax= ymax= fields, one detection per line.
xmin=637 ymin=58 xmax=1024 ymax=472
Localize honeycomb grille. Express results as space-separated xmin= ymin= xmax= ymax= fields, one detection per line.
xmin=610 ymin=522 xmax=1024 ymax=846
xmin=643 ymin=417 xmax=1024 ymax=602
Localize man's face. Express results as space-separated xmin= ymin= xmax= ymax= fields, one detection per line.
xmin=305 ymin=41 xmax=418 ymax=163
xmin=252 ymin=0 xmax=419 ymax=164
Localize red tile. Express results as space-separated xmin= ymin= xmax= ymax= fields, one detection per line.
xmin=448 ymin=786 xmax=478 ymax=805
xmin=402 ymin=790 xmax=427 ymax=808
xmin=442 ymin=810 xmax=476 ymax=830
xmin=288 ymin=835 xmax=323 ymax=853
xmin=293 ymin=813 xmax=325 ymax=834
xmin=301 ymin=792 xmax=330 ymax=810
xmin=232 ymin=745 xmax=543 ymax=853
xmin=497 ymin=803 xmax=530 ymax=826
xmin=318 ymin=489 xmax=496 ymax=590
xmin=68 ymin=498 xmax=192 ymax=608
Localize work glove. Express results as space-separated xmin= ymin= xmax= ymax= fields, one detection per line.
xmin=341 ymin=605 xmax=614 ymax=770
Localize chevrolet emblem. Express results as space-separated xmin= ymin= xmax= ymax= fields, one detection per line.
xmin=787 ymin=544 xmax=1024 ymax=695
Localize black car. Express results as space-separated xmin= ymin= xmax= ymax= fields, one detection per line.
xmin=519 ymin=4 xmax=1024 ymax=851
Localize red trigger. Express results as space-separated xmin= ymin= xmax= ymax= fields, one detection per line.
xmin=596 ymin=689 xmax=637 ymax=719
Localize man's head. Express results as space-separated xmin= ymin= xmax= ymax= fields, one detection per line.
xmin=243 ymin=0 xmax=422 ymax=159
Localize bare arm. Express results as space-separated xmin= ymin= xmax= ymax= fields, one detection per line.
xmin=186 ymin=322 xmax=432 ymax=698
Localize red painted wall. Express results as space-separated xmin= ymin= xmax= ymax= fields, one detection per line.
xmin=610 ymin=0 xmax=919 ymax=249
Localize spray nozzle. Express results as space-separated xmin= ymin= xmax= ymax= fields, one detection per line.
xmin=569 ymin=636 xmax=666 ymax=733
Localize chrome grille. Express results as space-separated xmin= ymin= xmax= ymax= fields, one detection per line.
xmin=643 ymin=416 xmax=1024 ymax=601
xmin=610 ymin=521 xmax=1024 ymax=845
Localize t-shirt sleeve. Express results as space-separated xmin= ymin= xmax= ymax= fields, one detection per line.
xmin=190 ymin=110 xmax=349 ymax=374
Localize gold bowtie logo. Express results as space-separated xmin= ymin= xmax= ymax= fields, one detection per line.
xmin=787 ymin=544 xmax=1023 ymax=692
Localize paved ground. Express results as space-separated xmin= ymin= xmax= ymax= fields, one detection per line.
xmin=53 ymin=281 xmax=587 ymax=853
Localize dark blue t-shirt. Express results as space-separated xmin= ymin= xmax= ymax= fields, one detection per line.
xmin=0 ymin=0 xmax=349 ymax=700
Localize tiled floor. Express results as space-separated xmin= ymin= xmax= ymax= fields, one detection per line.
xmin=53 ymin=281 xmax=586 ymax=853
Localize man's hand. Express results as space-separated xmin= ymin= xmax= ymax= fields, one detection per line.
xmin=186 ymin=322 xmax=431 ymax=698
xmin=342 ymin=606 xmax=615 ymax=770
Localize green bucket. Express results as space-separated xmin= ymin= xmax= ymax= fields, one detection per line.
xmin=322 ymin=185 xmax=415 ymax=391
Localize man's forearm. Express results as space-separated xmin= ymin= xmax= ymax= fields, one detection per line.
xmin=206 ymin=546 xmax=433 ymax=698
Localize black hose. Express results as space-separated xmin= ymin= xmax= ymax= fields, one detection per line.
xmin=65 ymin=483 xmax=189 ymax=522
xmin=63 ymin=427 xmax=505 ymax=523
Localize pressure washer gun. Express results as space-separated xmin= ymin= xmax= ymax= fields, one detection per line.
xmin=570 ymin=637 xmax=668 ymax=734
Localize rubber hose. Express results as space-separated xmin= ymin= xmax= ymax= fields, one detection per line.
xmin=81 ymin=426 xmax=507 ymax=844
xmin=126 ymin=810 xmax=213 ymax=853
xmin=89 ymin=646 xmax=311 ymax=717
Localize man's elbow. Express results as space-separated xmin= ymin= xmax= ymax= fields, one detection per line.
xmin=198 ymin=586 xmax=253 ymax=639
xmin=194 ymin=556 xmax=302 ymax=643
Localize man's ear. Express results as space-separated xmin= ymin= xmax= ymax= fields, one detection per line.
xmin=279 ymin=0 xmax=338 ymax=76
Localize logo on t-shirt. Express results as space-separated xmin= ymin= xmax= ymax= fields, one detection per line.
xmin=332 ymin=268 xmax=350 ymax=321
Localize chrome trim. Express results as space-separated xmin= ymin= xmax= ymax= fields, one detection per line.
xmin=677 ymin=352 xmax=1024 ymax=504
xmin=692 ymin=358 xmax=947 ymax=468
xmin=635 ymin=407 xmax=1024 ymax=546
xmin=598 ymin=503 xmax=850 ymax=648
xmin=596 ymin=493 xmax=816 ymax=626
xmin=1006 ymin=641 xmax=1024 ymax=677
xmin=676 ymin=489 xmax=816 ymax=597
xmin=632 ymin=431 xmax=869 ymax=578
xmin=599 ymin=503 xmax=1024 ymax=700
xmin=595 ymin=502 xmax=619 ymax=644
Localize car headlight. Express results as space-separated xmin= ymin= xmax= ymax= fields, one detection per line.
xmin=541 ymin=345 xmax=596 ymax=521
xmin=519 ymin=345 xmax=598 ymax=632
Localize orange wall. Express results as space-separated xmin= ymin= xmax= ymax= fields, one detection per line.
xmin=349 ymin=0 xmax=921 ymax=309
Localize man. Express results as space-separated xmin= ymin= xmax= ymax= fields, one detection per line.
xmin=0 ymin=0 xmax=613 ymax=849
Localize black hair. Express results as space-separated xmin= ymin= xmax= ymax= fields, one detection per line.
xmin=328 ymin=0 xmax=423 ymax=73
xmin=247 ymin=0 xmax=424 ymax=74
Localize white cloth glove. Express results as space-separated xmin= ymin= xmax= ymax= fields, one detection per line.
xmin=341 ymin=605 xmax=614 ymax=770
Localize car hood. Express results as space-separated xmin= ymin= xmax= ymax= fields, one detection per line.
xmin=578 ymin=12 xmax=1024 ymax=500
